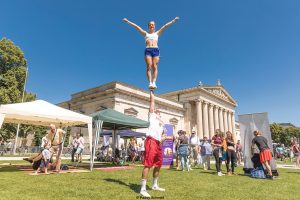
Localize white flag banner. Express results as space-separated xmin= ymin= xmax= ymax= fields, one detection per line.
xmin=0 ymin=114 xmax=5 ymax=129
xmin=239 ymin=112 xmax=276 ymax=170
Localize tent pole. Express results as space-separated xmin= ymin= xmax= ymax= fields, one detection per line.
xmin=95 ymin=121 xmax=102 ymax=167
xmin=91 ymin=120 xmax=103 ymax=171
xmin=59 ymin=126 xmax=68 ymax=160
xmin=91 ymin=121 xmax=99 ymax=170
xmin=13 ymin=67 xmax=28 ymax=155
xmin=13 ymin=124 xmax=21 ymax=155
xmin=112 ymin=125 xmax=116 ymax=158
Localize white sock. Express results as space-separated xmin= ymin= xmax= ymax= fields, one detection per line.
xmin=141 ymin=179 xmax=147 ymax=191
xmin=153 ymin=177 xmax=158 ymax=187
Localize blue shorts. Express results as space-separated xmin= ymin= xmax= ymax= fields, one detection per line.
xmin=144 ymin=48 xmax=160 ymax=57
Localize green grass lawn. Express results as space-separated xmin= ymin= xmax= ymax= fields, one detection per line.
xmin=0 ymin=160 xmax=299 ymax=200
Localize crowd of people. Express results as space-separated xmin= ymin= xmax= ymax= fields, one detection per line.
xmin=174 ymin=129 xmax=243 ymax=176
xmin=0 ymin=138 xmax=13 ymax=155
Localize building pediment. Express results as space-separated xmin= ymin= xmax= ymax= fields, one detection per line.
xmin=124 ymin=107 xmax=138 ymax=117
xmin=202 ymin=87 xmax=237 ymax=105
xmin=169 ymin=117 xmax=179 ymax=125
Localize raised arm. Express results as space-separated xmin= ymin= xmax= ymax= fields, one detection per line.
xmin=149 ymin=90 xmax=155 ymax=113
xmin=157 ymin=17 xmax=179 ymax=36
xmin=123 ymin=18 xmax=147 ymax=36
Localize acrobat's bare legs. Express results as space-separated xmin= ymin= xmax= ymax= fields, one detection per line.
xmin=152 ymin=56 xmax=159 ymax=84
xmin=145 ymin=56 xmax=153 ymax=83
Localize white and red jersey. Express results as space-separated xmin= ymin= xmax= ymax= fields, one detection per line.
xmin=147 ymin=112 xmax=164 ymax=142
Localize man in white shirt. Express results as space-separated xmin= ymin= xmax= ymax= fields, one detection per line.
xmin=140 ymin=90 xmax=165 ymax=198
xmin=47 ymin=124 xmax=66 ymax=172
xmin=189 ymin=131 xmax=200 ymax=168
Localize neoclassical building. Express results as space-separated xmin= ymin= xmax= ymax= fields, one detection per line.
xmin=58 ymin=81 xmax=238 ymax=139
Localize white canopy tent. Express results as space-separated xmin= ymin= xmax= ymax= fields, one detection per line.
xmin=0 ymin=100 xmax=93 ymax=170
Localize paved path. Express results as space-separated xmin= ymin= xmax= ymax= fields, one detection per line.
xmin=1 ymin=157 xmax=299 ymax=169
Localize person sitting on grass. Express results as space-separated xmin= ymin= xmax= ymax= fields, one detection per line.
xmin=35 ymin=145 xmax=52 ymax=175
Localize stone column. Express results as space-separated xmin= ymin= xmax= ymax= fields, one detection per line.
xmin=208 ymin=104 xmax=215 ymax=139
xmin=224 ymin=110 xmax=228 ymax=132
xmin=228 ymin=112 xmax=233 ymax=133
xmin=214 ymin=106 xmax=219 ymax=130
xmin=184 ymin=102 xmax=192 ymax=134
xmin=203 ymin=101 xmax=209 ymax=138
xmin=195 ymin=100 xmax=203 ymax=139
xmin=218 ymin=107 xmax=224 ymax=133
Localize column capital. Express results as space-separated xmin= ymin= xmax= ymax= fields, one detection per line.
xmin=195 ymin=99 xmax=203 ymax=103
xmin=208 ymin=102 xmax=214 ymax=107
xmin=183 ymin=101 xmax=192 ymax=108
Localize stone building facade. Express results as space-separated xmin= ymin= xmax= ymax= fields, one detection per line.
xmin=58 ymin=81 xmax=238 ymax=139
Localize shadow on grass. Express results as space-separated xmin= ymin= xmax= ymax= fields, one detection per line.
xmin=287 ymin=171 xmax=300 ymax=174
xmin=0 ymin=166 xmax=21 ymax=172
xmin=104 ymin=178 xmax=140 ymax=193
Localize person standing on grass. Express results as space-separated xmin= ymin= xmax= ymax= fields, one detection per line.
xmin=225 ymin=131 xmax=236 ymax=175
xmin=291 ymin=141 xmax=300 ymax=168
xmin=189 ymin=131 xmax=200 ymax=169
xmin=236 ymin=140 xmax=243 ymax=165
xmin=212 ymin=129 xmax=224 ymax=176
xmin=75 ymin=133 xmax=85 ymax=163
xmin=71 ymin=134 xmax=79 ymax=162
xmin=178 ymin=130 xmax=190 ymax=172
xmin=140 ymin=90 xmax=166 ymax=198
xmin=122 ymin=17 xmax=179 ymax=90
xmin=251 ymin=130 xmax=273 ymax=179
xmin=200 ymin=136 xmax=212 ymax=170
xmin=174 ymin=130 xmax=181 ymax=170
xmin=47 ymin=124 xmax=66 ymax=172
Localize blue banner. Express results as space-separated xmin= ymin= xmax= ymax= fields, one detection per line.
xmin=162 ymin=124 xmax=174 ymax=167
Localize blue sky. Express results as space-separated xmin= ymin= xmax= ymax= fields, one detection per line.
xmin=1 ymin=0 xmax=300 ymax=126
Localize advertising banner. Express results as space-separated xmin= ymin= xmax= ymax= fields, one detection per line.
xmin=162 ymin=124 xmax=174 ymax=167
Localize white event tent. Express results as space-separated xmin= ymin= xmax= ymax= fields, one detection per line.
xmin=0 ymin=100 xmax=93 ymax=170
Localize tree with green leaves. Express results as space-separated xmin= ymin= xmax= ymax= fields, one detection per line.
xmin=0 ymin=37 xmax=37 ymax=141
xmin=270 ymin=123 xmax=300 ymax=146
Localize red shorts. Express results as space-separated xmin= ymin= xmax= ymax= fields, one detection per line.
xmin=143 ymin=136 xmax=162 ymax=168
xmin=259 ymin=149 xmax=272 ymax=163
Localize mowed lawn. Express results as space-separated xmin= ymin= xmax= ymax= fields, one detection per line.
xmin=0 ymin=160 xmax=299 ymax=200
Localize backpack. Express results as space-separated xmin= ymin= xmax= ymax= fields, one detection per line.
xmin=60 ymin=164 xmax=69 ymax=170
xmin=251 ymin=166 xmax=266 ymax=179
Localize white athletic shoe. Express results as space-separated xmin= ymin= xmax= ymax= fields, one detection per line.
xmin=152 ymin=82 xmax=157 ymax=89
xmin=217 ymin=172 xmax=224 ymax=176
xmin=149 ymin=82 xmax=155 ymax=90
xmin=152 ymin=186 xmax=165 ymax=192
xmin=140 ymin=190 xmax=151 ymax=197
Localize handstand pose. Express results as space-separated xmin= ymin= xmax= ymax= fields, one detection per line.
xmin=140 ymin=90 xmax=166 ymax=197
xmin=123 ymin=17 xmax=179 ymax=89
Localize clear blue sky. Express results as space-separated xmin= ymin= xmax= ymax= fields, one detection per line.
xmin=1 ymin=0 xmax=300 ymax=126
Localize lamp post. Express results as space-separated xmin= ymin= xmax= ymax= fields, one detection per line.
xmin=13 ymin=67 xmax=28 ymax=155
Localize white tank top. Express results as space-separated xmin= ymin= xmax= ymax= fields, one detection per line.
xmin=147 ymin=112 xmax=163 ymax=141
xmin=145 ymin=32 xmax=158 ymax=43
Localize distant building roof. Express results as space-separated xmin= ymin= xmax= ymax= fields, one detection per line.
xmin=278 ymin=123 xmax=297 ymax=128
